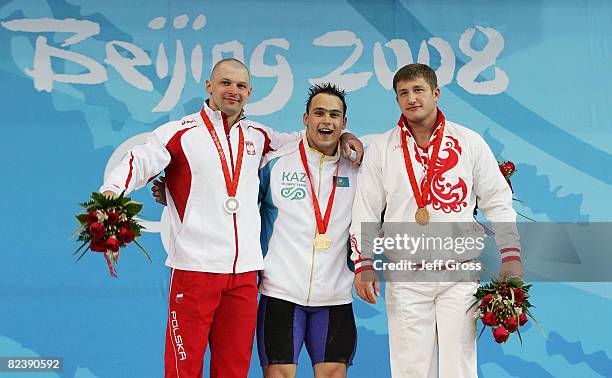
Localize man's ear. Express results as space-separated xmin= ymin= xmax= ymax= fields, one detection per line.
xmin=433 ymin=87 xmax=440 ymax=102
xmin=205 ymin=80 xmax=212 ymax=95
xmin=342 ymin=116 xmax=347 ymax=130
xmin=303 ymin=112 xmax=309 ymax=127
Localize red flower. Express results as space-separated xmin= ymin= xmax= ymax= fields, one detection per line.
xmin=90 ymin=239 xmax=107 ymax=252
xmin=513 ymin=288 xmax=525 ymax=304
xmin=107 ymin=211 xmax=121 ymax=225
xmin=482 ymin=311 xmax=497 ymax=327
xmin=506 ymin=316 xmax=519 ymax=333
xmin=86 ymin=211 xmax=98 ymax=224
xmin=498 ymin=284 xmax=511 ymax=297
xmin=119 ymin=228 xmax=135 ymax=244
xmin=493 ymin=326 xmax=510 ymax=343
xmin=480 ymin=303 xmax=488 ymax=313
xmin=499 ymin=161 xmax=516 ymax=177
xmin=519 ymin=312 xmax=528 ymax=326
xmin=482 ymin=294 xmax=493 ymax=307
xmin=87 ymin=222 xmax=105 ymax=240
xmin=105 ymin=237 xmax=120 ymax=252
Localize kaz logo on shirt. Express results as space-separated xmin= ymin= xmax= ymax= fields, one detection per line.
xmin=280 ymin=171 xmax=306 ymax=200
xmin=245 ymin=141 xmax=256 ymax=155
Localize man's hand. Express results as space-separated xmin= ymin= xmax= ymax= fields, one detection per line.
xmin=151 ymin=176 xmax=167 ymax=206
xmin=102 ymin=190 xmax=117 ymax=198
xmin=354 ymin=269 xmax=380 ymax=304
xmin=339 ymin=132 xmax=364 ymax=168
xmin=499 ymin=260 xmax=524 ymax=279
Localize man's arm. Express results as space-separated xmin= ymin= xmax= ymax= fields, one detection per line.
xmin=349 ymin=141 xmax=386 ymax=304
xmin=101 ymin=127 xmax=173 ymax=197
xmin=255 ymin=125 xmax=364 ymax=167
xmin=472 ymin=135 xmax=523 ymax=278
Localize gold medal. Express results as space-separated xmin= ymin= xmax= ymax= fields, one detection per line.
xmin=299 ymin=140 xmax=339 ymax=253
xmin=314 ymin=233 xmax=332 ymax=251
xmin=415 ymin=207 xmax=430 ymax=225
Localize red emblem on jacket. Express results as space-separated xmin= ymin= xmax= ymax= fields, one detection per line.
xmin=245 ymin=141 xmax=256 ymax=155
xmin=419 ymin=135 xmax=468 ymax=213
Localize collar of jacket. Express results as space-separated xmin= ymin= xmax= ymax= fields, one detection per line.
xmin=202 ymin=99 xmax=246 ymax=129
xmin=302 ymin=134 xmax=340 ymax=165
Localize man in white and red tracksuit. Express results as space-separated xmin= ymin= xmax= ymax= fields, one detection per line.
xmin=101 ymin=58 xmax=362 ymax=378
xmin=350 ymin=63 xmax=524 ymax=378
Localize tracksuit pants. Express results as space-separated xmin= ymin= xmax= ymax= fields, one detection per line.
xmin=386 ymin=281 xmax=479 ymax=378
xmin=164 ymin=269 xmax=258 ymax=378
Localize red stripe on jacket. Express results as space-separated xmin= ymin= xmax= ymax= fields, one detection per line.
xmin=124 ymin=152 xmax=135 ymax=190
xmin=165 ymin=127 xmax=196 ymax=221
xmin=251 ymin=126 xmax=274 ymax=155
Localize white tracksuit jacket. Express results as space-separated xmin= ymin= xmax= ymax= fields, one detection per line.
xmin=258 ymin=136 xmax=359 ymax=306
xmin=350 ymin=110 xmax=521 ymax=273
xmin=100 ymin=101 xmax=299 ymax=273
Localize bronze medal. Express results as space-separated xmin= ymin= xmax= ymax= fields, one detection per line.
xmin=415 ymin=207 xmax=430 ymax=225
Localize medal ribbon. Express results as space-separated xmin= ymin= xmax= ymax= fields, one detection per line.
xmin=299 ymin=140 xmax=340 ymax=235
xmin=399 ymin=112 xmax=446 ymax=209
xmin=200 ymin=108 xmax=244 ymax=198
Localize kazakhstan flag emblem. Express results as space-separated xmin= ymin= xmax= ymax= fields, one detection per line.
xmin=334 ymin=176 xmax=349 ymax=187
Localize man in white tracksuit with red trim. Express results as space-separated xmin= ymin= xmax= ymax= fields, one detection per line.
xmin=350 ymin=64 xmax=524 ymax=378
xmin=101 ymin=59 xmax=363 ymax=378
xmin=101 ymin=59 xmax=301 ymax=378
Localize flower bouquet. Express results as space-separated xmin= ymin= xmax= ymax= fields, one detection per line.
xmin=72 ymin=192 xmax=151 ymax=277
xmin=472 ymin=276 xmax=538 ymax=344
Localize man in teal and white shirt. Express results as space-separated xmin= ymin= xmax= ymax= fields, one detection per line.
xmin=257 ymin=83 xmax=359 ymax=378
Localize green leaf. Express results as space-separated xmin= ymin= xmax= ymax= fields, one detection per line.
xmin=75 ymin=246 xmax=91 ymax=263
xmin=467 ymin=300 xmax=480 ymax=312
xmin=91 ymin=192 xmax=106 ymax=204
xmin=76 ymin=214 xmax=88 ymax=223
xmin=477 ymin=324 xmax=487 ymax=341
xmin=524 ymin=309 xmax=548 ymax=339
xmin=517 ymin=327 xmax=523 ymax=345
xmin=69 ymin=225 xmax=85 ymax=240
xmin=73 ymin=241 xmax=89 ymax=255
xmin=133 ymin=240 xmax=152 ymax=263
xmin=124 ymin=202 xmax=143 ymax=215
xmin=507 ymin=276 xmax=525 ymax=288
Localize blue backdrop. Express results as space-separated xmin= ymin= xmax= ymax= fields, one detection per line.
xmin=1 ymin=0 xmax=611 ymax=377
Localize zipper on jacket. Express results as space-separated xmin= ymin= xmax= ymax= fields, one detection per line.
xmin=306 ymin=153 xmax=326 ymax=304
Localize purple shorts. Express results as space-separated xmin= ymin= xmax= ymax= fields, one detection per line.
xmin=256 ymin=295 xmax=357 ymax=366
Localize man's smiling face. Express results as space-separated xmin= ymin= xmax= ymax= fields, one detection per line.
xmin=303 ymin=93 xmax=346 ymax=156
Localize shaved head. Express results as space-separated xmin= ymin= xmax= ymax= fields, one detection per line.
xmin=205 ymin=58 xmax=252 ymax=121
xmin=211 ymin=58 xmax=250 ymax=82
